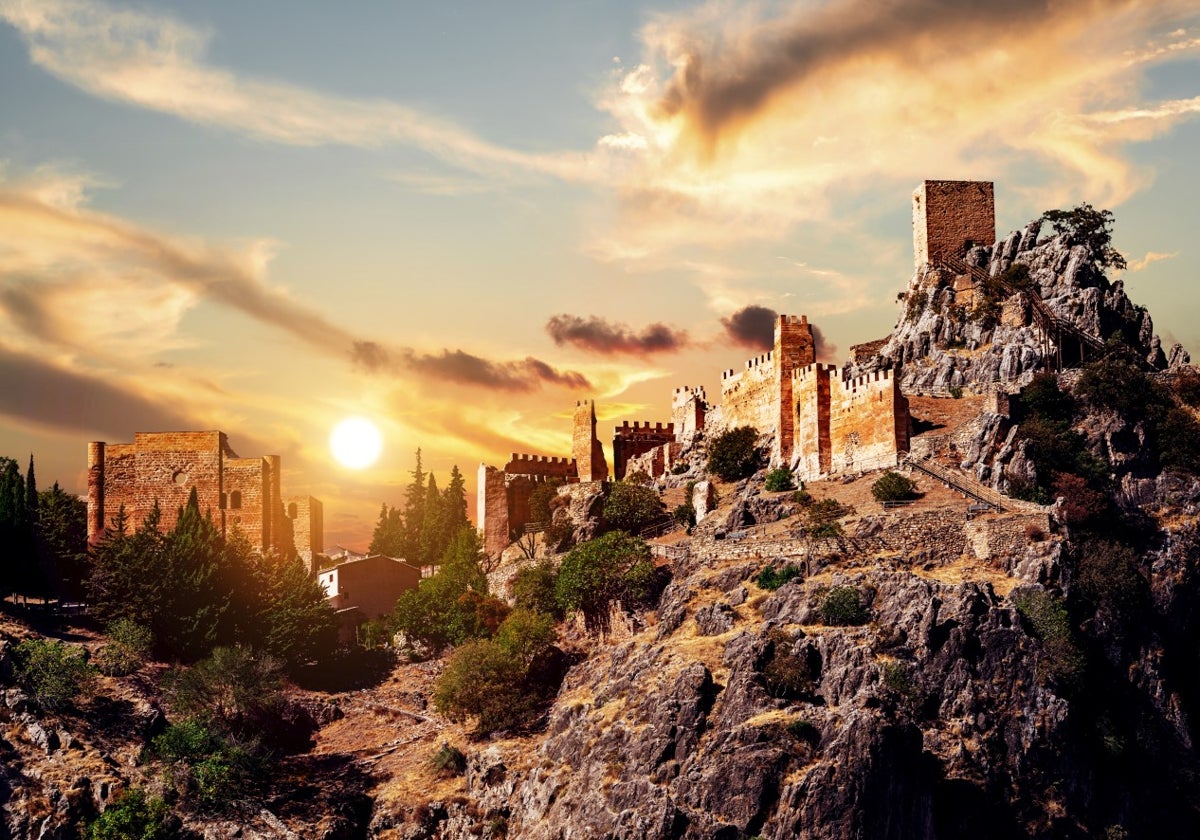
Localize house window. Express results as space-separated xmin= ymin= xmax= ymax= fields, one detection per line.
xmin=230 ymin=491 xmax=242 ymax=509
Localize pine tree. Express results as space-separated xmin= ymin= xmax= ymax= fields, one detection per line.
xmin=159 ymin=488 xmax=230 ymax=660
xmin=368 ymin=503 xmax=405 ymax=557
xmin=444 ymin=465 xmax=468 ymax=531
xmin=0 ymin=457 xmax=33 ymax=598
xmin=418 ymin=474 xmax=443 ymax=566
xmin=402 ymin=449 xmax=426 ymax=561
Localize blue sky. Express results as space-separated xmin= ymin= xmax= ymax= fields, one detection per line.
xmin=1 ymin=0 xmax=1198 ymax=546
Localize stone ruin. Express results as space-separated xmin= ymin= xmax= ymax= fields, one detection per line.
xmin=87 ymin=431 xmax=324 ymax=569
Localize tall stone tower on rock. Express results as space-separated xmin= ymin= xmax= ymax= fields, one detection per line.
xmin=912 ymin=180 xmax=995 ymax=267
xmin=572 ymin=400 xmax=608 ymax=482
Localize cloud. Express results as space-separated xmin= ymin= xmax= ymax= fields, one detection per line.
xmin=592 ymin=0 xmax=1200 ymax=257
xmin=721 ymin=305 xmax=776 ymax=351
xmin=810 ymin=324 xmax=837 ymax=363
xmin=0 ymin=167 xmax=589 ymax=394
xmin=0 ymin=0 xmax=588 ymax=179
xmin=545 ymin=314 xmax=689 ymax=355
xmin=0 ymin=342 xmax=196 ymax=436
xmin=1126 ymin=251 xmax=1180 ymax=272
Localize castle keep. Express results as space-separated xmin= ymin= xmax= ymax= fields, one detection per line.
xmin=87 ymin=431 xmax=323 ymax=566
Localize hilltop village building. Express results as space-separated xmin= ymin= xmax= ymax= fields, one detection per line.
xmin=87 ymin=431 xmax=323 ymax=568
xmin=477 ymin=180 xmax=997 ymax=556
xmin=318 ymin=554 xmax=422 ymax=641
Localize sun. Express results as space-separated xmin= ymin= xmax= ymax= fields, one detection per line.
xmin=330 ymin=417 xmax=383 ymax=469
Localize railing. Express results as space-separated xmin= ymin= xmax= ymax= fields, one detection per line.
xmin=523 ymin=521 xmax=548 ymax=534
xmin=901 ymin=451 xmax=1007 ymax=512
xmin=937 ymin=255 xmax=1146 ymax=373
xmin=650 ymin=543 xmax=690 ymax=562
xmin=639 ymin=517 xmax=679 ymax=539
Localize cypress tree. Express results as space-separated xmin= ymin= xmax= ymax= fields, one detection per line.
xmin=403 ymin=449 xmax=426 ymax=561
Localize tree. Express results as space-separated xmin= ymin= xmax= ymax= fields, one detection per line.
xmin=706 ymin=426 xmax=760 ymax=481
xmin=555 ymin=532 xmax=656 ymax=632
xmin=13 ymin=637 xmax=96 ymax=710
xmin=240 ymin=549 xmax=337 ymax=668
xmin=602 ymin=480 xmax=664 ymax=533
xmin=764 ymin=468 xmax=795 ymax=492
xmin=0 ymin=456 xmax=32 ymax=596
xmin=1040 ymin=204 xmax=1127 ymax=271
xmin=818 ymin=585 xmax=868 ymax=626
xmin=403 ymin=449 xmax=427 ymax=560
xmin=38 ymin=482 xmax=87 ymax=599
xmin=510 ymin=560 xmax=562 ymax=619
xmin=368 ymin=503 xmax=405 ymax=557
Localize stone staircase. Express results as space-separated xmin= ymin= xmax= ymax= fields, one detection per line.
xmin=901 ymin=451 xmax=1008 ymax=511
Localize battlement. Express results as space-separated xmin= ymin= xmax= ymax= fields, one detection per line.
xmin=778 ymin=314 xmax=808 ymax=326
xmin=672 ymin=385 xmax=707 ymax=401
xmin=503 ymin=453 xmax=579 ymax=477
xmin=614 ymin=421 xmax=674 ymax=436
xmin=840 ymin=369 xmax=896 ymax=392
xmin=792 ymin=363 xmax=839 ymax=382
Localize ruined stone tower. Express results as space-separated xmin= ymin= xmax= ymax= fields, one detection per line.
xmin=572 ymin=400 xmax=608 ymax=482
xmin=912 ymin=180 xmax=995 ymax=268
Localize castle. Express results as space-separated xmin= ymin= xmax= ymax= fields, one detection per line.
xmin=87 ymin=431 xmax=323 ymax=567
xmin=476 ymin=180 xmax=997 ymax=555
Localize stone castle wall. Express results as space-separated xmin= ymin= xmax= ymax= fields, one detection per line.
xmin=912 ymin=180 xmax=995 ymax=268
xmin=792 ymin=366 xmax=909 ymax=481
xmin=87 ymin=431 xmax=319 ymax=561
xmin=287 ymin=496 xmax=324 ymax=567
xmin=671 ymin=386 xmax=707 ymax=445
xmin=613 ymin=421 xmax=675 ymax=480
xmin=572 ymin=400 xmax=608 ymax=482
xmin=720 ymin=352 xmax=778 ymax=440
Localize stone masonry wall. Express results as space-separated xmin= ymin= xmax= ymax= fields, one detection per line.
xmin=613 ymin=422 xmax=675 ymax=480
xmin=793 ymin=363 xmax=835 ymax=479
xmin=224 ymin=456 xmax=271 ymax=552
xmin=287 ymin=496 xmax=324 ymax=570
xmin=720 ymin=353 xmax=777 ymax=441
xmin=572 ymin=400 xmax=608 ymax=482
xmin=773 ymin=315 xmax=816 ymax=464
xmin=478 ymin=464 xmax=510 ymax=558
xmin=912 ymin=180 xmax=995 ymax=268
xmin=671 ymin=386 xmax=707 ymax=445
xmin=828 ymin=369 xmax=910 ymax=475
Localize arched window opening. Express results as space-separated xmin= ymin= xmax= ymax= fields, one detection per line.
xmin=230 ymin=490 xmax=242 ymax=510
xmin=288 ymin=502 xmax=298 ymax=519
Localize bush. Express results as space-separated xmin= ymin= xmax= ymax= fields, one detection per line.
xmin=97 ymin=618 xmax=154 ymax=676
xmin=755 ymin=564 xmax=802 ymax=591
xmin=14 ymin=638 xmax=95 ymax=710
xmin=528 ymin=480 xmax=562 ymax=525
xmin=819 ymin=586 xmax=868 ymax=626
xmin=706 ymin=426 xmax=760 ymax=481
xmin=761 ymin=630 xmax=816 ymax=699
xmin=555 ymin=532 xmax=656 ymax=632
xmin=431 ymin=742 xmax=467 ymax=777
xmin=949 ymin=386 xmax=963 ymax=399
xmin=602 ymin=480 xmax=664 ymax=533
xmin=880 ymin=661 xmax=921 ymax=708
xmin=871 ymin=471 xmax=916 ymax=503
xmin=1076 ymin=540 xmax=1147 ymax=628
xmin=494 ymin=608 xmax=556 ymax=666
xmin=88 ymin=788 xmax=176 ymax=840
xmin=625 ymin=469 xmax=653 ymax=486
xmin=906 ymin=288 xmax=928 ymax=319
xmin=764 ymin=468 xmax=795 ymax=492
xmin=433 ymin=639 xmax=532 ymax=734
xmin=786 ymin=718 xmax=820 ymax=746
xmin=148 ymin=720 xmax=259 ymax=810
xmin=510 ymin=560 xmax=561 ymax=619
xmin=804 ymin=498 xmax=852 ymax=538
xmin=673 ymin=501 xmax=696 ymax=529
xmin=1014 ymin=589 xmax=1084 ymax=689
xmin=791 ymin=488 xmax=812 ymax=506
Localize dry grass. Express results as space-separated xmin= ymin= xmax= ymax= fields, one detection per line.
xmin=912 ymin=556 xmax=1018 ymax=597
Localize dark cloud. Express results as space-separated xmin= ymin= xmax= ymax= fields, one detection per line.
xmin=399 ymin=348 xmax=589 ymax=392
xmin=721 ymin=305 xmax=777 ymax=351
xmin=0 ymin=344 xmax=197 ymax=438
xmin=811 ymin=324 xmax=838 ymax=362
xmin=657 ymin=0 xmax=1096 ymax=141
xmin=350 ymin=341 xmax=588 ymax=391
xmin=545 ymin=314 xmax=689 ymax=355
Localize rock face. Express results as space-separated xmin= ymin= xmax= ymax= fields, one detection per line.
xmin=854 ymin=224 xmax=1189 ymax=394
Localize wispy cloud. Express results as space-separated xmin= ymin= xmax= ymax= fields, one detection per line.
xmin=0 ymin=0 xmax=589 ymax=179
xmin=0 ymin=165 xmax=591 ymax=392
xmin=1127 ymin=250 xmax=1180 ymax=272
xmin=545 ymin=314 xmax=690 ymax=355
xmin=591 ymin=0 xmax=1200 ymax=257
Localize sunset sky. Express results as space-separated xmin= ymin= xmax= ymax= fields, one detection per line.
xmin=1 ymin=0 xmax=1198 ymax=548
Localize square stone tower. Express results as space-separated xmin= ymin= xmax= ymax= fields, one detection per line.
xmin=912 ymin=180 xmax=995 ymax=268
xmin=572 ymin=400 xmax=608 ymax=482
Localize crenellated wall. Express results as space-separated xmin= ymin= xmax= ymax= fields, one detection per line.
xmin=671 ymin=386 xmax=707 ymax=445
xmin=572 ymin=400 xmax=608 ymax=482
xmin=792 ymin=366 xmax=909 ymax=481
xmin=502 ymin=453 xmax=578 ymax=481
xmin=613 ymin=421 xmax=675 ymax=480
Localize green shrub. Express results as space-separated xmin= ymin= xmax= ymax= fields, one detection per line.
xmin=804 ymin=498 xmax=851 ymax=537
xmin=528 ymin=480 xmax=562 ymax=525
xmin=602 ymin=480 xmax=664 ymax=533
xmin=510 ymin=560 xmax=561 ymax=619
xmin=97 ymin=619 xmax=154 ymax=676
xmin=755 ymin=564 xmax=802 ymax=591
xmin=761 ymin=630 xmax=816 ymax=699
xmin=673 ymin=501 xmax=696 ymax=529
xmin=819 ymin=586 xmax=867 ymax=626
xmin=871 ymin=471 xmax=916 ymax=503
xmin=791 ymin=488 xmax=812 ymax=506
xmin=148 ymin=720 xmax=258 ymax=810
xmin=880 ymin=661 xmax=921 ymax=709
xmin=555 ymin=532 xmax=656 ymax=632
xmin=433 ymin=639 xmax=532 ymax=734
xmin=706 ymin=426 xmax=760 ymax=482
xmin=1014 ymin=589 xmax=1084 ymax=689
xmin=13 ymin=638 xmax=95 ymax=710
xmin=764 ymin=468 xmax=795 ymax=492
xmin=88 ymin=788 xmax=176 ymax=840
xmin=1076 ymin=540 xmax=1146 ymax=626
xmin=494 ymin=608 xmax=556 ymax=666
xmin=906 ymin=289 xmax=929 ymax=319
xmin=949 ymin=386 xmax=963 ymax=399
xmin=786 ymin=718 xmax=820 ymax=746
xmin=162 ymin=647 xmax=286 ymax=744
xmin=431 ymin=742 xmax=467 ymax=777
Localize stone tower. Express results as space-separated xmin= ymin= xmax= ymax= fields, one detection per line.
xmin=912 ymin=180 xmax=995 ymax=268
xmin=572 ymin=400 xmax=608 ymax=482
xmin=773 ymin=314 xmax=817 ymax=464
